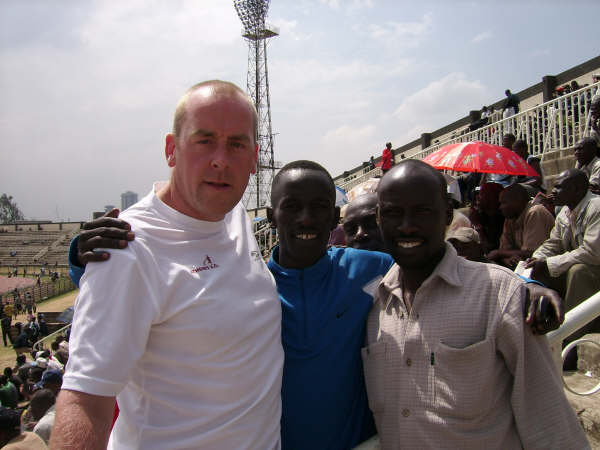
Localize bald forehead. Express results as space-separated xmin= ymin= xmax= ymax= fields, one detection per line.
xmin=346 ymin=194 xmax=377 ymax=212
xmin=379 ymin=163 xmax=446 ymax=200
xmin=272 ymin=168 xmax=335 ymax=203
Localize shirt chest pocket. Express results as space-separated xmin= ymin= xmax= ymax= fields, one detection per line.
xmin=361 ymin=340 xmax=387 ymax=415
xmin=433 ymin=338 xmax=496 ymax=419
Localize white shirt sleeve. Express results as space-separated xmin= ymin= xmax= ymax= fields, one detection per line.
xmin=63 ymin=245 xmax=162 ymax=397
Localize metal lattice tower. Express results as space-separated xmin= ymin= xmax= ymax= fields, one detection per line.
xmin=234 ymin=0 xmax=279 ymax=210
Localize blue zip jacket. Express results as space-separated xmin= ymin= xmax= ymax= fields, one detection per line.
xmin=268 ymin=246 xmax=394 ymax=450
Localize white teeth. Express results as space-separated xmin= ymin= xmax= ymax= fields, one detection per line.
xmin=397 ymin=241 xmax=422 ymax=248
xmin=296 ymin=234 xmax=317 ymax=240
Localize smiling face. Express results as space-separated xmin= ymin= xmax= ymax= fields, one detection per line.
xmin=377 ymin=162 xmax=452 ymax=274
xmin=161 ymin=84 xmax=258 ymax=221
xmin=270 ymin=168 xmax=339 ymax=269
xmin=343 ymin=193 xmax=384 ymax=251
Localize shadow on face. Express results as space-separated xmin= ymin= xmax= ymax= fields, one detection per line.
xmin=343 ymin=194 xmax=384 ymax=252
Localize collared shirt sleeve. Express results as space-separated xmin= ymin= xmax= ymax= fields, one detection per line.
xmin=498 ymin=219 xmax=514 ymax=251
xmin=589 ymin=159 xmax=600 ymax=186
xmin=496 ymin=285 xmax=590 ymax=449
xmin=521 ymin=206 xmax=555 ymax=253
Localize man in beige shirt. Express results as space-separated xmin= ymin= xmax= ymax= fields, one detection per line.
xmin=487 ymin=183 xmax=555 ymax=268
xmin=363 ymin=160 xmax=588 ymax=449
xmin=527 ymin=169 xmax=600 ymax=320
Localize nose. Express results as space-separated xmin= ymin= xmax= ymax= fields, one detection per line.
xmin=396 ymin=214 xmax=418 ymax=234
xmin=210 ymin=142 xmax=228 ymax=169
xmin=298 ymin=206 xmax=314 ymax=226
xmin=355 ymin=224 xmax=368 ymax=240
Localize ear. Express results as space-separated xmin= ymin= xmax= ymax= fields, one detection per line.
xmin=250 ymin=143 xmax=259 ymax=175
xmin=331 ymin=206 xmax=341 ymax=231
xmin=266 ymin=207 xmax=276 ymax=229
xmin=445 ymin=197 xmax=454 ymax=226
xmin=165 ymin=134 xmax=176 ymax=167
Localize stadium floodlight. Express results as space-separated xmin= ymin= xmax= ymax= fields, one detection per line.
xmin=233 ymin=0 xmax=279 ymax=210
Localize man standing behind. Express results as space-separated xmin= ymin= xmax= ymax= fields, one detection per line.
xmin=342 ymin=193 xmax=385 ymax=252
xmin=51 ymin=81 xmax=284 ymax=449
xmin=487 ymin=183 xmax=555 ymax=268
xmin=363 ymin=160 xmax=587 ymax=449
xmin=381 ymin=142 xmax=394 ymax=174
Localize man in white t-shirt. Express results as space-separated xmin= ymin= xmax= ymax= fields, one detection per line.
xmin=51 ymin=81 xmax=284 ymax=450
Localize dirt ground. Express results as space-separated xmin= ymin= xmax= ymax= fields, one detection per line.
xmin=0 ymin=275 xmax=37 ymax=291
xmin=0 ymin=290 xmax=78 ymax=370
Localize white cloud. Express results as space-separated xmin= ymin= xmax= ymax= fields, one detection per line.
xmin=320 ymin=0 xmax=340 ymax=9
xmin=472 ymin=31 xmax=493 ymax=43
xmin=270 ymin=17 xmax=311 ymax=41
xmin=367 ymin=13 xmax=432 ymax=48
xmin=393 ymin=72 xmax=490 ymax=141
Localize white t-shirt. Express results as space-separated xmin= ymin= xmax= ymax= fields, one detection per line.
xmin=63 ymin=183 xmax=284 ymax=450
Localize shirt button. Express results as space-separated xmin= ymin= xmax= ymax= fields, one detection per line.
xmin=406 ymin=358 xmax=412 ymax=366
xmin=402 ymin=409 xmax=410 ymax=417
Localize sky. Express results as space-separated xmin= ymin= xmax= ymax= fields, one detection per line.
xmin=1 ymin=0 xmax=599 ymax=221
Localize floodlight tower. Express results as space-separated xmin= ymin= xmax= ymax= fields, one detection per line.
xmin=234 ymin=0 xmax=279 ymax=210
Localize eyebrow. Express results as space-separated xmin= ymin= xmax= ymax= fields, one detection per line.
xmin=190 ymin=129 xmax=252 ymax=143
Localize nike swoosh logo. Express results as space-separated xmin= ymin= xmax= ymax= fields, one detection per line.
xmin=336 ymin=307 xmax=350 ymax=319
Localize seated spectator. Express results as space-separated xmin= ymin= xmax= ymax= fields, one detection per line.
xmin=36 ymin=351 xmax=62 ymax=372
xmin=590 ymin=94 xmax=600 ymax=146
xmin=526 ymin=169 xmax=600 ymax=338
xmin=50 ymin=342 xmax=68 ymax=366
xmin=12 ymin=328 xmax=33 ymax=356
xmin=0 ymin=375 xmax=18 ymax=409
xmin=342 ymin=193 xmax=384 ymax=251
xmin=3 ymin=368 xmax=22 ymax=402
xmin=0 ymin=407 xmax=47 ymax=449
xmin=30 ymin=389 xmax=56 ymax=444
xmin=37 ymin=315 xmax=48 ymax=337
xmin=574 ymin=137 xmax=600 ymax=194
xmin=488 ymin=184 xmax=555 ymax=268
xmin=35 ymin=370 xmax=62 ymax=397
xmin=446 ymin=227 xmax=488 ymax=262
xmin=469 ymin=182 xmax=505 ymax=253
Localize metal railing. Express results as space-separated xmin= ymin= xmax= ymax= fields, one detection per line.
xmin=254 ymin=225 xmax=277 ymax=259
xmin=547 ymin=291 xmax=600 ymax=396
xmin=337 ymin=82 xmax=600 ymax=193
xmin=32 ymin=323 xmax=72 ymax=352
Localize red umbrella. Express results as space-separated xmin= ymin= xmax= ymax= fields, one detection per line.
xmin=422 ymin=141 xmax=539 ymax=176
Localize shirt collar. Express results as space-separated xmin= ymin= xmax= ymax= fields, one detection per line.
xmin=379 ymin=243 xmax=463 ymax=311
xmin=569 ymin=191 xmax=595 ymax=218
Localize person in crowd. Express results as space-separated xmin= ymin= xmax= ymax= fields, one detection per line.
xmin=1 ymin=309 xmax=12 ymax=347
xmin=342 ymin=193 xmax=385 ymax=251
xmin=512 ymin=139 xmax=544 ymax=193
xmin=446 ymin=227 xmax=488 ymax=263
xmin=526 ymin=169 xmax=600 ymax=324
xmin=36 ymin=370 xmax=62 ymax=398
xmin=3 ymin=302 xmax=13 ymax=326
xmin=0 ymin=375 xmax=18 ymax=409
xmin=363 ymin=160 xmax=588 ymax=449
xmin=37 ymin=314 xmax=48 ymax=337
xmin=590 ymin=94 xmax=600 ymax=145
xmin=12 ymin=327 xmax=33 ymax=356
xmin=0 ymin=407 xmax=47 ymax=449
xmin=381 ymin=142 xmax=394 ymax=174
xmin=50 ymin=342 xmax=68 ymax=366
xmin=30 ymin=389 xmax=56 ymax=444
xmin=71 ymin=159 xmax=565 ymax=449
xmin=502 ymin=89 xmax=520 ymax=118
xmin=3 ymin=368 xmax=22 ymax=402
xmin=469 ymin=182 xmax=505 ymax=253
xmin=487 ymin=184 xmax=555 ymax=268
xmin=574 ymin=137 xmax=600 ymax=194
xmin=51 ymin=80 xmax=284 ymax=450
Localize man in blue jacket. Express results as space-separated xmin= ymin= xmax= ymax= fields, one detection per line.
xmin=70 ymin=160 xmax=563 ymax=449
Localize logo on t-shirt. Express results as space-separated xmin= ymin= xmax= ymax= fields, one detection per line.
xmin=191 ymin=255 xmax=219 ymax=273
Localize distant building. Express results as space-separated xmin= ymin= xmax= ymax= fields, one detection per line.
xmin=121 ymin=191 xmax=138 ymax=211
xmin=104 ymin=205 xmax=115 ymax=213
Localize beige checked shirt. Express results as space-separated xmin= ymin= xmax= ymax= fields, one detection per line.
xmin=363 ymin=244 xmax=589 ymax=449
xmin=532 ymin=192 xmax=600 ymax=277
xmin=499 ymin=202 xmax=555 ymax=253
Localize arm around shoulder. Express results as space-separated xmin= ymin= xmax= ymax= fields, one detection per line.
xmin=50 ymin=389 xmax=115 ymax=450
